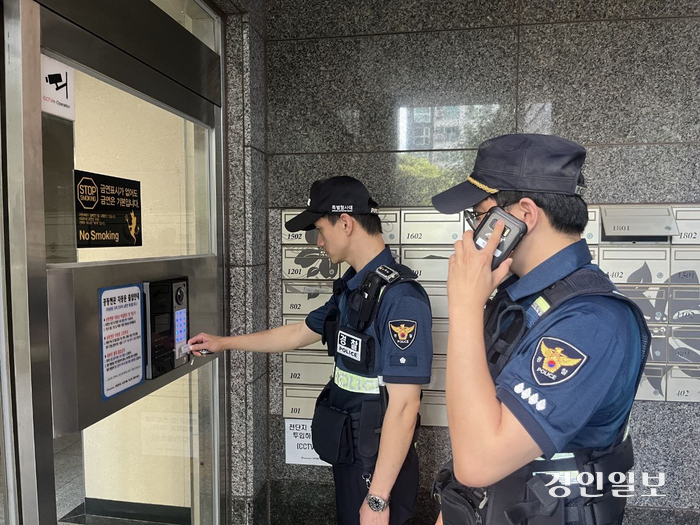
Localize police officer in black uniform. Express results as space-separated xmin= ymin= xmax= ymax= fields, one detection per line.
xmin=189 ymin=176 xmax=434 ymax=525
xmin=430 ymin=134 xmax=649 ymax=525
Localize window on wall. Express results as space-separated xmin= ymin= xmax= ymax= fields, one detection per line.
xmin=413 ymin=127 xmax=431 ymax=147
xmin=43 ymin=65 xmax=214 ymax=265
xmin=413 ymin=107 xmax=431 ymax=124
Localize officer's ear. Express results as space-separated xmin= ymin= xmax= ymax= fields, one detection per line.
xmin=511 ymin=198 xmax=540 ymax=232
xmin=339 ymin=213 xmax=354 ymax=236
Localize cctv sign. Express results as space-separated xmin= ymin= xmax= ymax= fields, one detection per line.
xmin=41 ymin=55 xmax=75 ymax=121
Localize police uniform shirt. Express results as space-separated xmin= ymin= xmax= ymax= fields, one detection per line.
xmin=494 ymin=240 xmax=642 ymax=458
xmin=305 ymin=247 xmax=433 ymax=411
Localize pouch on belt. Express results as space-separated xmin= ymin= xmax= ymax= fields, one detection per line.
xmin=311 ymin=383 xmax=354 ymax=465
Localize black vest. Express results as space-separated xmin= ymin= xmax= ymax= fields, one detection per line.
xmin=311 ymin=262 xmax=428 ymax=471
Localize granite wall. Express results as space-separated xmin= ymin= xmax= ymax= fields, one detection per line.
xmin=261 ymin=1 xmax=700 ymax=524
xmin=211 ymin=0 xmax=270 ymax=523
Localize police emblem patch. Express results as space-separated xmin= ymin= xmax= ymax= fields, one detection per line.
xmin=531 ymin=337 xmax=587 ymax=386
xmin=389 ymin=320 xmax=417 ymax=350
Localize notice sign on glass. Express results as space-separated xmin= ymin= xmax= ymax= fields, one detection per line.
xmin=100 ymin=284 xmax=144 ymax=400
xmin=75 ymin=170 xmax=142 ymax=248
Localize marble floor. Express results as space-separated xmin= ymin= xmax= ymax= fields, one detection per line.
xmin=54 ymin=432 xmax=86 ymax=523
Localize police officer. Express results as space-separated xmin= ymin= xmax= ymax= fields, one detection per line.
xmin=188 ymin=176 xmax=434 ymax=525
xmin=430 ymin=134 xmax=649 ymax=525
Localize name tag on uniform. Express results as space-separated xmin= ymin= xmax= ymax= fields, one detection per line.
xmin=337 ymin=329 xmax=363 ymax=362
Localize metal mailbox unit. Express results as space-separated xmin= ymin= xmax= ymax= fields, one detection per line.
xmin=278 ymin=203 xmax=700 ymax=434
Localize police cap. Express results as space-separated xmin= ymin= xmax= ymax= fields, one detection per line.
xmin=285 ymin=176 xmax=379 ymax=232
xmin=432 ymin=133 xmax=587 ymax=214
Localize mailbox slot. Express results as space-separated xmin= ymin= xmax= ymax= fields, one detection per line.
xmin=635 ymin=365 xmax=667 ymax=401
xmin=283 ymin=385 xmax=323 ymax=419
xmin=282 ymin=281 xmax=333 ymax=315
xmin=401 ymin=209 xmax=463 ymax=244
xmin=400 ymin=246 xmax=452 ymax=282
xmin=598 ymin=247 xmax=670 ymax=284
xmin=283 ymin=352 xmax=334 ymax=385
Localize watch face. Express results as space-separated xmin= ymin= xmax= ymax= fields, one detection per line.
xmin=367 ymin=495 xmax=387 ymax=512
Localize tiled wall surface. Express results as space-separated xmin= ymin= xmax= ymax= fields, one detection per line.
xmin=257 ymin=1 xmax=700 ymax=523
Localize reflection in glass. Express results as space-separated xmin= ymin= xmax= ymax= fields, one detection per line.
xmin=398 ymin=104 xmax=501 ymax=151
xmin=522 ymin=102 xmax=553 ymax=135
xmin=150 ymin=0 xmax=219 ymax=54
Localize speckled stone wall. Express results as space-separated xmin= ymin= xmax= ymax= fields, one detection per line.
xmin=220 ymin=1 xmax=269 ymax=523
xmin=260 ymin=1 xmax=700 ymax=524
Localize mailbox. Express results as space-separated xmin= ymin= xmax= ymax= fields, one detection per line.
xmin=422 ymin=282 xmax=448 ymax=319
xmin=672 ymin=207 xmax=700 ymax=245
xmin=432 ymin=319 xmax=449 ymax=355
xmin=668 ymin=326 xmax=700 ymax=364
xmin=589 ymin=247 xmax=599 ymax=265
xmin=282 ymin=281 xmax=333 ymax=315
xmin=400 ymin=246 xmax=452 ymax=282
xmin=665 ymin=366 xmax=700 ymax=402
xmin=670 ymin=248 xmax=700 ymax=285
xmin=283 ymin=385 xmax=323 ymax=419
xmin=283 ymin=316 xmax=326 ymax=350
xmin=281 ymin=209 xmax=317 ymax=245
xmin=668 ymin=287 xmax=700 ymax=325
xmin=283 ymin=352 xmax=333 ymax=385
xmin=281 ymin=208 xmax=402 ymax=246
xmin=601 ymin=205 xmax=678 ymax=242
xmin=598 ymin=247 xmax=670 ymax=284
xmin=281 ymin=247 xmax=347 ymax=280
xmin=400 ymin=209 xmax=464 ymax=245
xmin=616 ymin=285 xmax=668 ymax=324
xmin=635 ymin=365 xmax=667 ymax=401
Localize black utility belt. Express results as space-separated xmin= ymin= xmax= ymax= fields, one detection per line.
xmin=310 ymin=383 xmax=383 ymax=467
xmin=433 ymin=458 xmax=629 ymax=525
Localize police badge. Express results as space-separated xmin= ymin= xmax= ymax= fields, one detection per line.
xmin=531 ymin=337 xmax=587 ymax=386
xmin=389 ymin=320 xmax=417 ymax=350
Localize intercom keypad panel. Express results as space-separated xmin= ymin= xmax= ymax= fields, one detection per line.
xmin=279 ymin=205 xmax=700 ymax=423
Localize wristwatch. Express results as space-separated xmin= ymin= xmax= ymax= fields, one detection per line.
xmin=366 ymin=494 xmax=390 ymax=512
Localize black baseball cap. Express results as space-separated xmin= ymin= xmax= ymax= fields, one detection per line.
xmin=285 ymin=176 xmax=379 ymax=232
xmin=432 ymin=133 xmax=587 ymax=214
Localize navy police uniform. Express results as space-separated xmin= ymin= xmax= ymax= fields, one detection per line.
xmin=431 ymin=134 xmax=650 ymax=525
xmin=285 ymin=176 xmax=434 ymax=525
xmin=495 ymin=240 xmax=642 ymax=459
xmin=306 ymin=246 xmax=433 ymax=525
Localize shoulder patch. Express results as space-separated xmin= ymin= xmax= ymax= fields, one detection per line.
xmin=388 ymin=320 xmax=417 ymax=350
xmin=531 ymin=337 xmax=587 ymax=386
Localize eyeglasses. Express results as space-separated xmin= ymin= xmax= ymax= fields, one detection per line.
xmin=465 ymin=209 xmax=489 ymax=230
xmin=465 ymin=202 xmax=518 ymax=230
